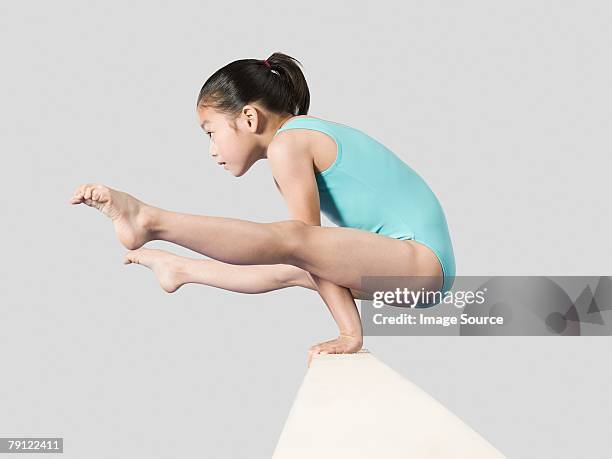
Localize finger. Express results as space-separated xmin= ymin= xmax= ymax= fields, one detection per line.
xmin=84 ymin=186 xmax=93 ymax=200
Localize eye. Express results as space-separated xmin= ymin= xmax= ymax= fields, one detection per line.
xmin=205 ymin=131 xmax=212 ymax=138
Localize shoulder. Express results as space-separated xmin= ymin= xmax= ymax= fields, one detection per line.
xmin=267 ymin=129 xmax=319 ymax=194
xmin=267 ymin=128 xmax=314 ymax=167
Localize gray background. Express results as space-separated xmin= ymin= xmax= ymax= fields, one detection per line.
xmin=1 ymin=1 xmax=610 ymax=457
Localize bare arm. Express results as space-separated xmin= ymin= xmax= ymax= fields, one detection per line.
xmin=268 ymin=135 xmax=363 ymax=357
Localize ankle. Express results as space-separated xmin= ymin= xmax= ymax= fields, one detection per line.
xmin=138 ymin=205 xmax=162 ymax=238
xmin=172 ymin=256 xmax=191 ymax=275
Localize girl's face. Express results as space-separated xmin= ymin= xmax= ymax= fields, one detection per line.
xmin=197 ymin=105 xmax=262 ymax=177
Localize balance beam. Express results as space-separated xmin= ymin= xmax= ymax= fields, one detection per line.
xmin=272 ymin=349 xmax=506 ymax=458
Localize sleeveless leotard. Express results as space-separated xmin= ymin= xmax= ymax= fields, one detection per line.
xmin=274 ymin=116 xmax=456 ymax=295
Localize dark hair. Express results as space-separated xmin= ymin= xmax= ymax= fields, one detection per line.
xmin=196 ymin=52 xmax=310 ymax=118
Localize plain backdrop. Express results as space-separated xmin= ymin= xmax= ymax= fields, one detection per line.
xmin=1 ymin=1 xmax=610 ymax=458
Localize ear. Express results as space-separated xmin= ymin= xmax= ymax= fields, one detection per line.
xmin=240 ymin=104 xmax=260 ymax=133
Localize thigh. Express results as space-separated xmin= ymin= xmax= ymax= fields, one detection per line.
xmin=291 ymin=225 xmax=443 ymax=295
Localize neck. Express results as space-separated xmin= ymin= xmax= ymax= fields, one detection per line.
xmin=260 ymin=113 xmax=296 ymax=158
xmin=274 ymin=113 xmax=295 ymax=131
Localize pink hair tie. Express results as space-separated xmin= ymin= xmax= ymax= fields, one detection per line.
xmin=263 ymin=59 xmax=271 ymax=68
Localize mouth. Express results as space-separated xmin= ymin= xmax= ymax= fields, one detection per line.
xmin=217 ymin=161 xmax=226 ymax=166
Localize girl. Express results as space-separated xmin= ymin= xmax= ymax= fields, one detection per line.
xmin=70 ymin=52 xmax=456 ymax=366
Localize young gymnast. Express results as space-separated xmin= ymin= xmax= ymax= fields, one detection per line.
xmin=70 ymin=52 xmax=455 ymax=366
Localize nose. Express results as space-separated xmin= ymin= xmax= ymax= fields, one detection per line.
xmin=209 ymin=141 xmax=217 ymax=157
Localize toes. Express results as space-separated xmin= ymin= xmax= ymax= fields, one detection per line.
xmin=84 ymin=183 xmax=104 ymax=200
xmin=74 ymin=184 xmax=85 ymax=196
xmin=123 ymin=250 xmax=138 ymax=264
xmin=91 ymin=185 xmax=110 ymax=202
xmin=70 ymin=184 xmax=86 ymax=203
xmin=124 ymin=249 xmax=147 ymax=265
xmin=72 ymin=183 xmax=92 ymax=200
xmin=98 ymin=187 xmax=110 ymax=202
xmin=70 ymin=183 xmax=110 ymax=204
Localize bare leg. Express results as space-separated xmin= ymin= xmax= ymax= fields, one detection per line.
xmin=149 ymin=209 xmax=442 ymax=293
xmin=70 ymin=184 xmax=443 ymax=294
xmin=151 ymin=209 xmax=297 ymax=266
xmin=123 ymin=248 xmax=373 ymax=299
xmin=122 ymin=248 xmax=312 ymax=294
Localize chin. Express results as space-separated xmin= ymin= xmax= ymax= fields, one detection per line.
xmin=231 ymin=163 xmax=252 ymax=177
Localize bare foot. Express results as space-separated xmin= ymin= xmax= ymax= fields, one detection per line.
xmin=70 ymin=183 xmax=155 ymax=249
xmin=123 ymin=248 xmax=189 ymax=293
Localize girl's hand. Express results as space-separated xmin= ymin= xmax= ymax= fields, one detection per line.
xmin=307 ymin=333 xmax=363 ymax=367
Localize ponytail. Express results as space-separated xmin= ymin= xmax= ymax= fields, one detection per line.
xmin=196 ymin=52 xmax=310 ymax=117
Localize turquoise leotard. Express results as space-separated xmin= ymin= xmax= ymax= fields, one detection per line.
xmin=274 ymin=116 xmax=456 ymax=297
